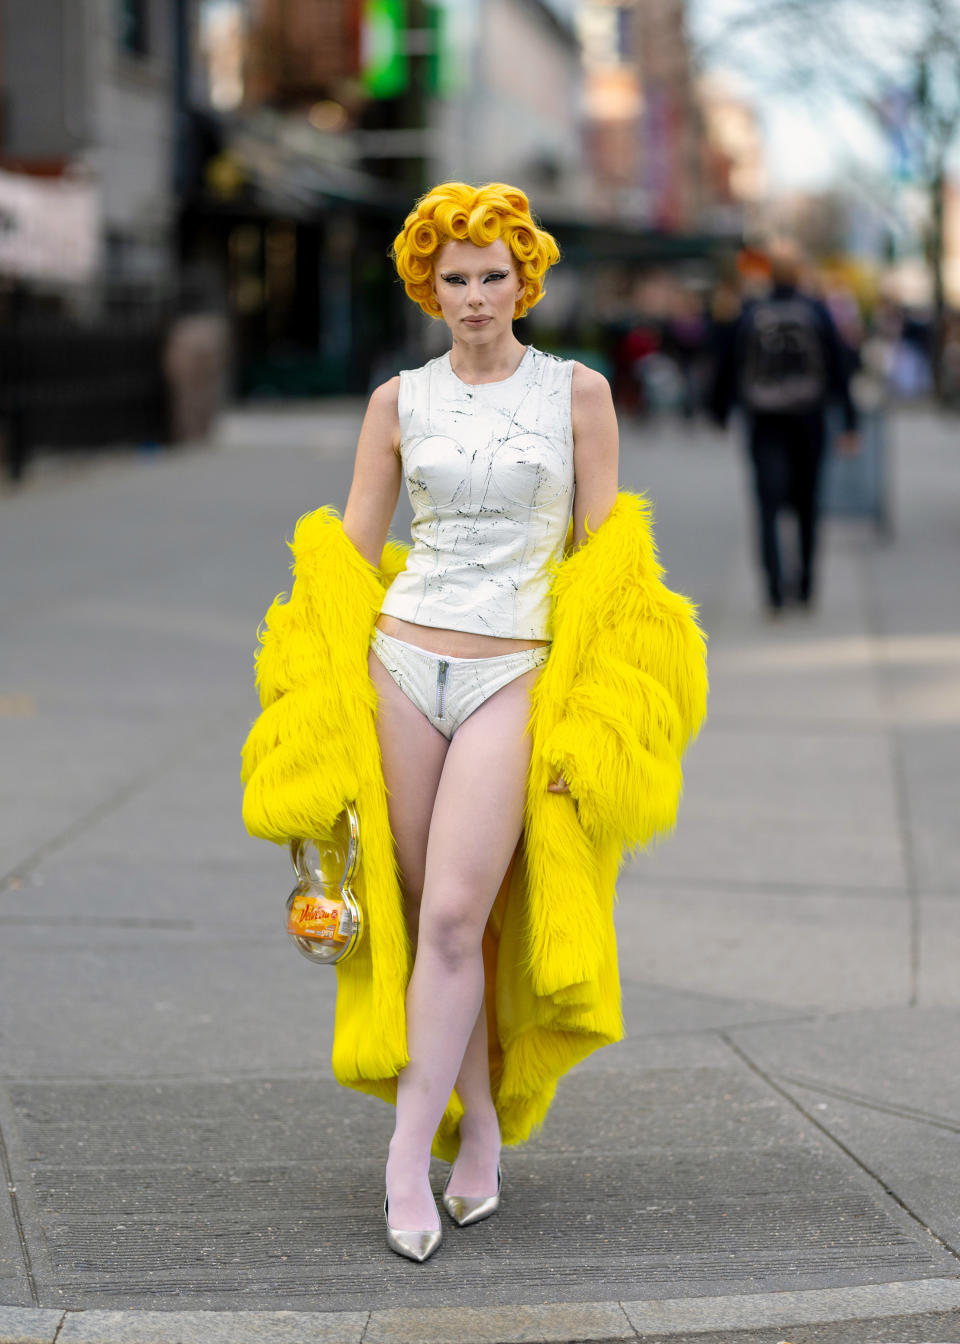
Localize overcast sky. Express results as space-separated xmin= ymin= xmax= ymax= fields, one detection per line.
xmin=545 ymin=0 xmax=895 ymax=191
xmin=684 ymin=0 xmax=891 ymax=191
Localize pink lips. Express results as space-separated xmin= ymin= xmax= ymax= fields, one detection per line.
xmin=464 ymin=317 xmax=491 ymax=325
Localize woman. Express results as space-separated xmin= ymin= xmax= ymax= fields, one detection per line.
xmin=240 ymin=182 xmax=707 ymax=1264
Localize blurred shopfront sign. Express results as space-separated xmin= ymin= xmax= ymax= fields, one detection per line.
xmin=360 ymin=0 xmax=456 ymax=98
xmin=0 ymin=169 xmax=100 ymax=284
xmin=362 ymin=0 xmax=408 ymax=97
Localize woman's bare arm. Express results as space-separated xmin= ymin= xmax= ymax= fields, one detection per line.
xmin=570 ymin=362 xmax=619 ymax=549
xmin=341 ymin=377 xmax=403 ymax=568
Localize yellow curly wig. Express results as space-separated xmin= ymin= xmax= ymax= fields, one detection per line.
xmin=391 ymin=181 xmax=561 ymax=320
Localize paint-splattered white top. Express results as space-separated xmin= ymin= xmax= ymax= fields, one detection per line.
xmin=379 ymin=344 xmax=576 ymax=639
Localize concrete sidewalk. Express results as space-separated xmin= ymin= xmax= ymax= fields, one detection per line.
xmin=0 ymin=403 xmax=958 ymax=1343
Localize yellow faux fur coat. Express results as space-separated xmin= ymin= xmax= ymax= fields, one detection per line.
xmin=241 ymin=491 xmax=707 ymax=1160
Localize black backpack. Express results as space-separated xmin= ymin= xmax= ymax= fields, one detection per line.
xmin=740 ymin=297 xmax=827 ymax=414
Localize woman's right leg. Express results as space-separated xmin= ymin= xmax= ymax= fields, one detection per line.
xmin=368 ymin=643 xmax=450 ymax=934
xmin=368 ymin=648 xmax=450 ymax=1228
xmin=369 ymin=643 xmax=496 ymax=1136
xmin=387 ymin=668 xmax=539 ymax=1229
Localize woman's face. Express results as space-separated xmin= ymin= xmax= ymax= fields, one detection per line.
xmin=432 ymin=238 xmax=525 ymax=341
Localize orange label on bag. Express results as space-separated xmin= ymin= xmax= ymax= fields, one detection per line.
xmin=287 ymin=893 xmax=347 ymax=944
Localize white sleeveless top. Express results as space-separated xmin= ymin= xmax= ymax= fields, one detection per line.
xmin=379 ymin=345 xmax=576 ymax=639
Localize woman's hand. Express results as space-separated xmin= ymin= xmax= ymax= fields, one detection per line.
xmin=547 ymin=773 xmax=570 ymax=794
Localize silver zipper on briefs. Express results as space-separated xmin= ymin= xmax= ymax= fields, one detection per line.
xmin=436 ymin=659 xmax=449 ymax=719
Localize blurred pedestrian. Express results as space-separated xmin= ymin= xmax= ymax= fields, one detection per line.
xmin=162 ymin=278 xmax=230 ymax=444
xmin=892 ymin=311 xmax=934 ymax=399
xmin=710 ymin=239 xmax=859 ymax=614
xmin=664 ymin=288 xmax=709 ymax=420
xmin=706 ymin=276 xmax=742 ymax=408
xmin=613 ymin=318 xmax=660 ymax=415
xmin=241 ymin=181 xmax=707 ymax=1263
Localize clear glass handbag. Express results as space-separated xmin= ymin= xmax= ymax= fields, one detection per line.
xmin=285 ymin=803 xmax=362 ymax=965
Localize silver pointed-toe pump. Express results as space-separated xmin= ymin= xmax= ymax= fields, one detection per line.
xmin=383 ymin=1196 xmax=443 ymax=1263
xmin=442 ymin=1165 xmax=502 ymax=1227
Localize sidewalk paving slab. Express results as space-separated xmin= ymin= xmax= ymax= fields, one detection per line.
xmin=621 ymin=1279 xmax=960 ymax=1336
xmin=3 ymin=1281 xmax=960 ymax=1344
xmin=0 ymin=1308 xmax=63 ymax=1344
xmin=728 ymin=1009 xmax=960 ymax=1256
xmin=362 ymin=1300 xmax=633 ymax=1344
xmin=56 ymin=1308 xmax=369 ymax=1344
xmin=617 ymin=879 xmax=912 ymax=1012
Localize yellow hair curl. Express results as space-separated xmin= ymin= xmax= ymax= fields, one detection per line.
xmin=391 ymin=181 xmax=561 ymax=319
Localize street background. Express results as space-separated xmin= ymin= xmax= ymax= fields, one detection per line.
xmin=0 ymin=403 xmax=958 ymax=1342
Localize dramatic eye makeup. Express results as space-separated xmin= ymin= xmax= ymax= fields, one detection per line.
xmin=439 ymin=271 xmax=510 ymax=284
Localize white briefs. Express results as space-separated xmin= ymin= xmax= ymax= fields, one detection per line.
xmin=369 ymin=628 xmax=549 ymax=740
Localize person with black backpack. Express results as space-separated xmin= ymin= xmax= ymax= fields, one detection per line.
xmin=709 ymin=240 xmax=859 ymax=614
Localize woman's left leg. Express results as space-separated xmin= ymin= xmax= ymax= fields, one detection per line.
xmin=446 ymin=841 xmax=519 ymax=1197
xmin=447 ymin=998 xmax=501 ymax=1198
xmin=385 ymin=666 xmax=540 ymax=1230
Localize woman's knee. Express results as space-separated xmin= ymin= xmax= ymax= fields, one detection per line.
xmin=418 ymin=899 xmax=485 ymax=972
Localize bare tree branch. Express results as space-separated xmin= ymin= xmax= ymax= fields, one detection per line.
xmin=692 ymin=0 xmax=960 ymax=391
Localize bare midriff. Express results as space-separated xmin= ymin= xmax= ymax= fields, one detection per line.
xmin=375 ymin=612 xmax=549 ymax=658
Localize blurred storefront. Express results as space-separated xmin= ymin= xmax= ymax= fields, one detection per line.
xmin=1 ymin=0 xmax=753 ymax=464
xmin=0 ymin=0 xmax=180 ymax=475
xmin=578 ymin=0 xmax=714 ymax=232
xmin=0 ymin=0 xmax=180 ymax=289
xmin=180 ymin=0 xmax=410 ymax=395
xmin=177 ymin=107 xmax=406 ymax=397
